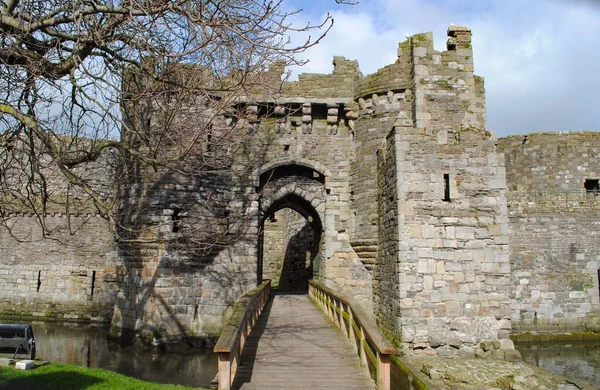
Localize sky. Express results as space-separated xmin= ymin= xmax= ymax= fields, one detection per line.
xmin=283 ymin=0 xmax=600 ymax=137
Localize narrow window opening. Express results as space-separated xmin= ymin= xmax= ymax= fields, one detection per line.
xmin=443 ymin=174 xmax=451 ymax=202
xmin=36 ymin=270 xmax=41 ymax=292
xmin=598 ymin=269 xmax=600 ymax=300
xmin=206 ymin=125 xmax=214 ymax=152
xmin=584 ymin=179 xmax=599 ymax=193
xmin=283 ymin=144 xmax=290 ymax=151
xmin=90 ymin=271 xmax=96 ymax=296
xmin=172 ymin=208 xmax=181 ymax=233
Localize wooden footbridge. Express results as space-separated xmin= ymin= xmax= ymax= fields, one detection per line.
xmin=214 ymin=280 xmax=396 ymax=390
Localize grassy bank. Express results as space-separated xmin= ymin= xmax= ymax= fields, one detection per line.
xmin=0 ymin=362 xmax=202 ymax=390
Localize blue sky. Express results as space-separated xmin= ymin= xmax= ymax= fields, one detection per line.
xmin=284 ymin=0 xmax=600 ymax=137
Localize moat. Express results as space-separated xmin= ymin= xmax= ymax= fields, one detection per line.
xmin=6 ymin=321 xmax=597 ymax=389
xmin=27 ymin=321 xmax=217 ymax=388
xmin=514 ymin=340 xmax=600 ymax=388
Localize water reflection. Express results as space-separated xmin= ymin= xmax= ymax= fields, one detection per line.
xmin=515 ymin=340 xmax=600 ymax=388
xmin=23 ymin=321 xmax=217 ymax=388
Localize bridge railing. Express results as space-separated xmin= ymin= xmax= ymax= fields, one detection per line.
xmin=308 ymin=280 xmax=397 ymax=390
xmin=214 ymin=280 xmax=271 ymax=390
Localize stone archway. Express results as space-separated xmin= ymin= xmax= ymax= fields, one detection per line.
xmin=256 ymin=164 xmax=326 ymax=290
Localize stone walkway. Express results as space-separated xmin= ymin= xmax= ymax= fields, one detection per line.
xmin=231 ymin=293 xmax=375 ymax=389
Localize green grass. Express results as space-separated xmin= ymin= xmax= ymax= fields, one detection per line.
xmin=0 ymin=362 xmax=202 ymax=390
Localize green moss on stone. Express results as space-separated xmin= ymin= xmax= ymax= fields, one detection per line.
xmin=391 ymin=356 xmax=429 ymax=390
xmin=436 ymin=80 xmax=452 ymax=90
xmin=412 ymin=33 xmax=429 ymax=42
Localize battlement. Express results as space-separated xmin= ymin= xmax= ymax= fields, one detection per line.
xmin=446 ymin=25 xmax=472 ymax=50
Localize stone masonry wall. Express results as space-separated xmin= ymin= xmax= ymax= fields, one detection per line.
xmin=279 ymin=210 xmax=315 ymax=291
xmin=384 ymin=27 xmax=512 ymax=356
xmin=262 ymin=210 xmax=286 ymax=281
xmin=110 ymin=56 xmax=375 ymax=341
xmin=0 ymin=145 xmax=118 ymax=323
xmin=375 ymin=128 xmax=401 ymax=338
xmin=0 ymin=214 xmax=117 ymax=322
xmin=498 ymin=133 xmax=600 ymax=332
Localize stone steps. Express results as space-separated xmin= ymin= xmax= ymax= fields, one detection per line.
xmin=351 ymin=241 xmax=378 ymax=271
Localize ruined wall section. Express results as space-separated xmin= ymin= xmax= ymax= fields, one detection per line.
xmin=498 ymin=133 xmax=600 ymax=332
xmin=388 ymin=27 xmax=512 ymax=355
xmin=284 ymin=56 xmax=360 ymax=99
xmin=499 ymin=133 xmax=600 ymax=192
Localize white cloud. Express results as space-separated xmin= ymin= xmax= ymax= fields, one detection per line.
xmin=286 ymin=0 xmax=600 ymax=136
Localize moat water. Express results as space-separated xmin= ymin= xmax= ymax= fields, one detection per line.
xmin=22 ymin=321 xmax=218 ymax=388
xmin=514 ymin=340 xmax=600 ymax=387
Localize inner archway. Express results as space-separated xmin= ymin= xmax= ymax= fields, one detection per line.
xmin=261 ymin=208 xmax=320 ymax=291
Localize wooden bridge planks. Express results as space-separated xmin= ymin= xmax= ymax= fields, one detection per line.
xmin=232 ymin=293 xmax=375 ymax=390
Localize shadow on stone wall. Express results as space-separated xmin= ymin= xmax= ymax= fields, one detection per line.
xmin=109 ymin=147 xmax=261 ymax=344
xmin=278 ymin=223 xmax=317 ymax=292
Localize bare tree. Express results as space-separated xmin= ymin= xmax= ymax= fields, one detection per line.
xmin=0 ymin=0 xmax=350 ymax=248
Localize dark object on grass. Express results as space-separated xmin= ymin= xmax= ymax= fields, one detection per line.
xmin=0 ymin=324 xmax=35 ymax=359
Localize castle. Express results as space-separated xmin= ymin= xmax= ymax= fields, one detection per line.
xmin=0 ymin=26 xmax=598 ymax=355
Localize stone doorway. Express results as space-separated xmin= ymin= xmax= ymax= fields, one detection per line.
xmin=260 ymin=208 xmax=321 ymax=291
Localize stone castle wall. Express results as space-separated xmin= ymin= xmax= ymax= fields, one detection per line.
xmin=498 ymin=133 xmax=600 ymax=332
xmin=0 ymin=147 xmax=119 ymax=323
xmin=0 ymin=214 xmax=118 ymax=323
xmin=0 ymin=25 xmax=598 ymax=353
xmin=360 ymin=27 xmax=512 ymax=356
xmin=108 ymin=53 xmax=374 ymax=342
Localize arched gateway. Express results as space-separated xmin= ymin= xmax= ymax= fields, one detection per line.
xmin=255 ymin=163 xmax=326 ymax=290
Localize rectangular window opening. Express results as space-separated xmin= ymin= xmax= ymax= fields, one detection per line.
xmin=443 ymin=174 xmax=451 ymax=202
xmin=585 ymin=179 xmax=599 ymax=194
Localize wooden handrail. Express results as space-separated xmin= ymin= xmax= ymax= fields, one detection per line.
xmin=214 ymin=280 xmax=271 ymax=390
xmin=308 ymin=280 xmax=396 ymax=390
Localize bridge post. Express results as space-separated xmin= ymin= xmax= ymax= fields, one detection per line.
xmin=340 ymin=302 xmax=348 ymax=337
xmin=377 ymin=354 xmax=391 ymax=390
xmin=358 ymin=325 xmax=368 ymax=367
xmin=218 ymin=354 xmax=231 ymax=390
xmin=348 ymin=309 xmax=356 ymax=352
